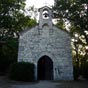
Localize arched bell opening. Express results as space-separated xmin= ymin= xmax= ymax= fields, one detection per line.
xmin=42 ymin=9 xmax=49 ymax=19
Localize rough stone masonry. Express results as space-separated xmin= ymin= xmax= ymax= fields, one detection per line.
xmin=18 ymin=6 xmax=73 ymax=80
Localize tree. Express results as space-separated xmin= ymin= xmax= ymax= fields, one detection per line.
xmin=26 ymin=5 xmax=38 ymax=20
xmin=0 ymin=0 xmax=24 ymax=38
xmin=0 ymin=0 xmax=37 ymax=75
xmin=53 ymin=0 xmax=88 ymax=43
xmin=0 ymin=0 xmax=37 ymax=39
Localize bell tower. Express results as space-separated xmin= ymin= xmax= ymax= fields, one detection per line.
xmin=38 ymin=6 xmax=53 ymax=29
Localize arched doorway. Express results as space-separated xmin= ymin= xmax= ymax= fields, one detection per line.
xmin=37 ymin=55 xmax=53 ymax=80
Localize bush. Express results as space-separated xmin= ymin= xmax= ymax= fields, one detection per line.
xmin=0 ymin=38 xmax=18 ymax=75
xmin=0 ymin=58 xmax=15 ymax=75
xmin=81 ymin=62 xmax=88 ymax=79
xmin=73 ymin=65 xmax=79 ymax=80
xmin=9 ymin=62 xmax=35 ymax=82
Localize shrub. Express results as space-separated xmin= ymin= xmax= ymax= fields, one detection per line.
xmin=81 ymin=62 xmax=88 ymax=79
xmin=9 ymin=62 xmax=35 ymax=81
xmin=73 ymin=65 xmax=79 ymax=80
xmin=0 ymin=38 xmax=18 ymax=75
xmin=0 ymin=58 xmax=13 ymax=75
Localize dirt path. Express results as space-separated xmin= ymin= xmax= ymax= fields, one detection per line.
xmin=0 ymin=76 xmax=60 ymax=88
xmin=11 ymin=81 xmax=60 ymax=88
xmin=0 ymin=76 xmax=88 ymax=88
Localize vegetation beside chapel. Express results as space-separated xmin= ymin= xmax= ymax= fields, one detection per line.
xmin=9 ymin=62 xmax=35 ymax=82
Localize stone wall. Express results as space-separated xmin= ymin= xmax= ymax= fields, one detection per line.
xmin=18 ymin=25 xmax=73 ymax=80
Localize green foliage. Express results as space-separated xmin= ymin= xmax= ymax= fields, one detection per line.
xmin=28 ymin=19 xmax=37 ymax=27
xmin=80 ymin=60 xmax=88 ymax=79
xmin=0 ymin=0 xmax=37 ymax=75
xmin=0 ymin=0 xmax=37 ymax=38
xmin=73 ymin=64 xmax=79 ymax=80
xmin=0 ymin=0 xmax=25 ymax=27
xmin=53 ymin=0 xmax=88 ymax=43
xmin=0 ymin=38 xmax=18 ymax=75
xmin=55 ymin=19 xmax=65 ymax=30
xmin=9 ymin=62 xmax=35 ymax=81
xmin=73 ymin=55 xmax=88 ymax=80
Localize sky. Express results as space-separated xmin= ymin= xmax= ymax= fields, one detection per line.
xmin=25 ymin=0 xmax=54 ymax=8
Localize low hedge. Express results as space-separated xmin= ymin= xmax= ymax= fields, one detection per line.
xmin=9 ymin=62 xmax=35 ymax=81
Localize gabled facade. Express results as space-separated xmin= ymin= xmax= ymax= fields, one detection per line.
xmin=18 ymin=6 xmax=73 ymax=80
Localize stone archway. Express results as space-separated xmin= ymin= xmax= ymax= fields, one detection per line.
xmin=37 ymin=55 xmax=53 ymax=80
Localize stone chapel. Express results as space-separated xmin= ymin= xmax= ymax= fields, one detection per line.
xmin=18 ymin=6 xmax=73 ymax=80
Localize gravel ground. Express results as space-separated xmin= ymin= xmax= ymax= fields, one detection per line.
xmin=56 ymin=81 xmax=88 ymax=88
xmin=0 ymin=76 xmax=88 ymax=88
